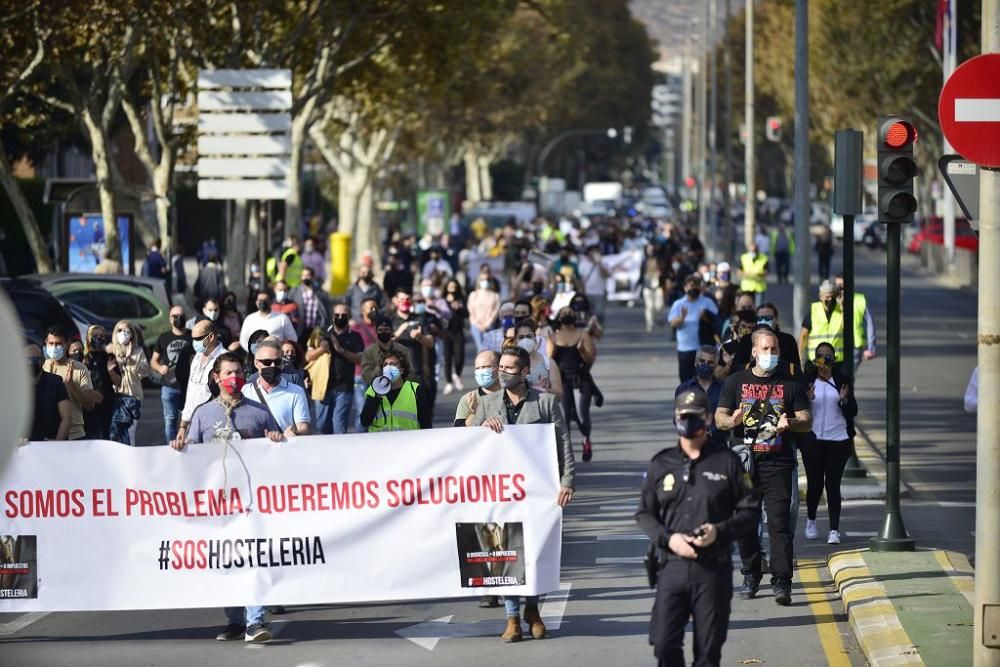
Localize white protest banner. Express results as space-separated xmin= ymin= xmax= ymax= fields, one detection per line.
xmin=601 ymin=249 xmax=642 ymax=301
xmin=0 ymin=425 xmax=562 ymax=611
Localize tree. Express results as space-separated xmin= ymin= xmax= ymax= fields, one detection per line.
xmin=0 ymin=2 xmax=52 ymax=272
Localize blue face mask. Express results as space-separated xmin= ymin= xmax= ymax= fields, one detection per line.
xmin=382 ymin=365 xmax=402 ymax=383
xmin=695 ymin=362 xmax=714 ymax=379
xmin=757 ymin=317 xmax=775 ymax=328
xmin=250 ymin=342 xmax=259 ymax=355
xmin=414 ymin=303 xmax=427 ymax=315
xmin=193 ymin=339 xmax=206 ymax=354
xmin=756 ymin=352 xmax=779 ymax=373
xmin=44 ymin=344 xmax=65 ymax=361
xmin=501 ymin=316 xmax=515 ymax=330
xmin=474 ymin=368 xmax=496 ymax=389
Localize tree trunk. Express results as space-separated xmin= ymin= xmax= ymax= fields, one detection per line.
xmin=228 ymin=199 xmax=248 ymax=294
xmin=153 ymin=157 xmax=174 ymax=255
xmin=285 ymin=111 xmax=310 ymax=241
xmin=464 ymin=149 xmax=481 ymax=203
xmin=83 ymin=112 xmax=122 ymax=269
xmin=478 ymin=154 xmax=493 ymax=201
xmin=337 ymin=171 xmax=367 ymax=240
xmin=353 ymin=180 xmax=375 ymax=264
xmin=0 ymin=143 xmax=53 ymax=273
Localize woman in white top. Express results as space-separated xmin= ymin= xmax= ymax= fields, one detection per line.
xmin=507 ymin=320 xmax=563 ymax=400
xmin=107 ymin=319 xmax=151 ymax=445
xmin=801 ymin=342 xmax=858 ymax=545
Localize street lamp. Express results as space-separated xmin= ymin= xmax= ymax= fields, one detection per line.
xmin=535 ymin=127 xmax=621 ymax=178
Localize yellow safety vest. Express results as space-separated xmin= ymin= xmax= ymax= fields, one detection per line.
xmin=849 ymin=293 xmax=866 ymax=349
xmin=364 ymin=381 xmax=422 ymax=432
xmin=739 ymin=253 xmax=768 ymax=293
xmin=769 ymin=229 xmax=796 ymax=255
xmin=266 ymin=247 xmax=304 ymax=287
xmin=808 ymin=301 xmax=845 ymax=362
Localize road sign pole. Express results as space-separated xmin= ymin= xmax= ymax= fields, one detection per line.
xmin=743 ymin=0 xmax=755 ymax=250
xmin=975 ymin=1 xmax=1000 ymax=662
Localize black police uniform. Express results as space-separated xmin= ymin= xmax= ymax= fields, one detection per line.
xmin=636 ymin=440 xmax=759 ymax=666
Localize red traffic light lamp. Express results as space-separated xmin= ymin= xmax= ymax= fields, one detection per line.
xmin=765 ymin=116 xmax=783 ymax=142
xmin=876 ymin=116 xmax=917 ymax=224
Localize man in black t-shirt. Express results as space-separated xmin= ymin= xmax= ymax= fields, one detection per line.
xmin=312 ymin=302 xmax=363 ymax=435
xmin=716 ymin=328 xmax=812 ymax=607
xmin=152 ymin=306 xmax=193 ymax=444
xmin=24 ymin=345 xmax=71 ymax=440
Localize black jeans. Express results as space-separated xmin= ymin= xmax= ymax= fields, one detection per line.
xmin=442 ymin=330 xmax=465 ymax=378
xmin=739 ymin=458 xmax=794 ymax=583
xmin=561 ymin=376 xmax=593 ymax=439
xmin=800 ymin=435 xmax=852 ymax=530
xmin=678 ymin=350 xmax=697 ymax=384
xmin=651 ymin=558 xmax=732 ymax=667
xmin=775 ymin=251 xmax=791 ymax=283
xmin=817 ymin=252 xmax=832 ymax=281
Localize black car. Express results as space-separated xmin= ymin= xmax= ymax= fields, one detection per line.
xmin=0 ymin=278 xmax=80 ymax=347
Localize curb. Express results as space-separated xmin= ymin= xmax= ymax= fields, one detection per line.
xmin=828 ymin=549 xmax=922 ymax=666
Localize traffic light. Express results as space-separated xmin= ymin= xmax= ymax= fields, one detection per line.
xmin=876 ymin=116 xmax=918 ymax=224
xmin=765 ymin=116 xmax=783 ymax=142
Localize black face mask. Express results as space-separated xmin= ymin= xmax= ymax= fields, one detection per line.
xmin=171 ymin=315 xmax=186 ymax=329
xmin=259 ymin=365 xmax=281 ymax=385
xmin=90 ymin=336 xmax=107 ymax=350
xmin=560 ymin=315 xmax=576 ymax=325
xmin=676 ymin=414 xmax=707 ymax=439
xmin=377 ymin=331 xmax=393 ymax=344
xmin=333 ymin=315 xmax=350 ymax=329
xmin=301 ymin=278 xmax=313 ymax=288
xmin=258 ymin=300 xmax=271 ymax=312
xmin=282 ymin=354 xmax=296 ymax=368
xmin=686 ymin=288 xmax=700 ymax=298
xmin=68 ymin=352 xmax=84 ymax=363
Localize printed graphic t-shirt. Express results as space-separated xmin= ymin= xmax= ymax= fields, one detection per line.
xmin=718 ymin=368 xmax=809 ymax=461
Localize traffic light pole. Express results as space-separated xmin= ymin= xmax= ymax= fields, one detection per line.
xmin=743 ymin=0 xmax=755 ymax=251
xmin=870 ymin=221 xmax=914 ymax=552
xmin=792 ymin=0 xmax=811 ymax=329
xmin=975 ymin=2 xmax=1000 ymax=662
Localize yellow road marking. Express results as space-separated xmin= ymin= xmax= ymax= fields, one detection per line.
xmin=799 ymin=558 xmax=852 ymax=667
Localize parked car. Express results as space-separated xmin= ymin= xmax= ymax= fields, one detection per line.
xmin=907 ymin=219 xmax=978 ymax=254
xmin=831 ymin=207 xmax=877 ymax=242
xmin=0 ymin=278 xmax=80 ymax=347
xmin=26 ymin=272 xmax=172 ymax=310
xmin=42 ymin=280 xmax=171 ymax=351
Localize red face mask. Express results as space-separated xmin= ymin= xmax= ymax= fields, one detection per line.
xmin=397 ymin=299 xmax=412 ymax=313
xmin=218 ymin=375 xmax=246 ymax=395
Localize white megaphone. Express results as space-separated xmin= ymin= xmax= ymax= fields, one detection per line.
xmin=371 ymin=374 xmax=393 ymax=396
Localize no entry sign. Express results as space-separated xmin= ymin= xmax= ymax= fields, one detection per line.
xmin=939 ymin=53 xmax=1000 ymax=168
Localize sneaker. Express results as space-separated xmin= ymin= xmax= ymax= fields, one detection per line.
xmin=479 ymin=595 xmax=500 ymax=608
xmin=827 ymin=530 xmax=841 ymax=545
xmin=244 ymin=623 xmax=272 ymax=643
xmin=739 ymin=573 xmax=761 ymax=599
xmin=452 ymin=373 xmax=464 ymax=390
xmin=215 ymin=623 xmax=245 ymax=641
xmin=773 ymin=580 xmax=792 ymax=606
xmin=805 ymin=519 xmax=818 ymax=539
xmin=582 ymin=439 xmax=593 ymax=462
xmin=443 ymin=383 xmax=454 ymax=396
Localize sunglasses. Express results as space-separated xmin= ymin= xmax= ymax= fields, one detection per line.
xmin=257 ymin=358 xmax=281 ymax=366
xmin=192 ymin=332 xmax=213 ymax=342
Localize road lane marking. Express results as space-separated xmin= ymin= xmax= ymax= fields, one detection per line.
xmin=956 ymin=98 xmax=1000 ymax=122
xmin=849 ymin=531 xmax=878 ymax=537
xmin=0 ymin=612 xmax=50 ymax=636
xmin=798 ymin=559 xmax=852 ymax=667
xmin=937 ymin=501 xmax=976 ymax=508
xmin=596 ymin=556 xmax=645 ymax=565
xmin=596 ymin=534 xmax=649 ymax=541
xmin=600 ymin=505 xmax=637 ymax=512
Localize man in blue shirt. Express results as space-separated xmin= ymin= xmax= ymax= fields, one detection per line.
xmin=675 ymin=345 xmax=726 ymax=444
xmin=668 ymin=275 xmax=718 ymax=382
xmin=241 ymin=338 xmax=311 ymax=437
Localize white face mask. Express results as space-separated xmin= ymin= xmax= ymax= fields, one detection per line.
xmin=517 ymin=337 xmax=537 ymax=354
xmin=117 ymin=330 xmax=132 ymax=345
xmin=420 ymin=285 xmax=434 ymax=298
xmin=204 ymin=309 xmax=219 ymax=321
xmin=275 ymin=290 xmax=287 ymax=302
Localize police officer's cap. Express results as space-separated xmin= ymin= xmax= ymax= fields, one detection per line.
xmin=675 ymin=389 xmax=710 ymax=417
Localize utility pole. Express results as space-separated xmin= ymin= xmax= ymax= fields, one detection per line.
xmin=975 ymin=3 xmax=1000 ymax=664
xmin=743 ymin=0 xmax=755 ymax=250
xmin=682 ymin=43 xmax=693 ymax=198
xmin=697 ymin=24 xmax=709 ymax=245
xmin=708 ymin=0 xmax=718 ymax=258
xmin=723 ymin=0 xmax=734 ymax=262
xmin=792 ymin=0 xmax=811 ymax=328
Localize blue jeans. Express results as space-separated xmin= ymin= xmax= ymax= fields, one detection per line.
xmin=504 ymin=595 xmax=539 ymax=618
xmin=471 ymin=326 xmax=487 ymax=352
xmin=315 ymin=391 xmax=353 ymax=435
xmin=225 ymin=605 xmax=265 ymax=627
xmin=161 ymin=386 xmax=183 ymax=444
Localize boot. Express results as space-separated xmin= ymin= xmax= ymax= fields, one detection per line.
xmin=500 ymin=615 xmax=523 ymax=643
xmin=523 ymin=603 xmax=546 ymax=639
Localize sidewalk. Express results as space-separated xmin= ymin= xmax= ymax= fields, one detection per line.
xmin=829 ymin=548 xmax=974 ymax=666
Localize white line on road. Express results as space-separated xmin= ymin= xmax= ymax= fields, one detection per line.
xmin=956 ymin=98 xmax=1000 ymax=122
xmin=937 ymin=501 xmax=976 ymax=508
xmin=600 ymin=505 xmax=637 ymax=512
xmin=596 ymin=534 xmax=649 ymax=541
xmin=0 ymin=612 xmax=50 ymax=636
xmin=849 ymin=531 xmax=879 ymax=537
xmin=540 ymin=582 xmax=573 ymax=630
xmin=596 ymin=556 xmax=645 ymax=565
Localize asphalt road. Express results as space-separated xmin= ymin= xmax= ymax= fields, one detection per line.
xmin=0 ymin=241 xmax=974 ymax=666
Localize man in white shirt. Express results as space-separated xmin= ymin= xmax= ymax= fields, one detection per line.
xmin=241 ymin=338 xmax=311 ymax=437
xmin=578 ymin=247 xmax=610 ymax=324
xmin=240 ymin=289 xmax=298 ymax=350
xmin=421 ymin=247 xmax=454 ymax=280
xmin=175 ymin=320 xmax=226 ymax=443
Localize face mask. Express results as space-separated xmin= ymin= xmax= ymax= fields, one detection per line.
xmin=257 ymin=300 xmax=271 ymax=313
xmin=671 ymin=261 xmax=681 ymax=271
xmin=822 ymin=299 xmax=836 ymax=310
xmin=517 ymin=338 xmax=537 ymax=354
xmin=560 ymin=314 xmax=576 ymax=325
xmin=282 ymin=353 xmax=296 ymax=367
xmin=815 ymin=354 xmax=835 ymax=368
xmin=44 ymin=344 xmax=65 ymax=361
xmin=382 ymin=365 xmax=402 ymax=383
xmin=686 ymin=288 xmax=700 ymax=298
xmin=479 ymin=279 xmax=491 ymax=290
xmin=250 ymin=342 xmax=260 ymax=355
xmin=756 ymin=352 xmax=779 ymax=373
xmin=301 ymin=278 xmax=313 ymax=288
xmin=171 ymin=315 xmax=185 ymax=329
xmin=501 ymin=316 xmax=515 ymax=330
xmin=274 ymin=290 xmax=287 ymax=302
xmin=414 ymin=303 xmax=427 ymax=315
xmin=377 ymin=331 xmax=392 ymax=344
xmin=224 ymin=299 xmax=236 ymax=310
xmin=333 ymin=315 xmax=349 ymax=328
xmin=117 ymin=330 xmax=132 ymax=345
xmin=90 ymin=335 xmax=107 ymax=350
xmin=364 ymin=310 xmax=377 ymax=323
xmin=558 ymin=283 xmax=572 ymax=293
xmin=28 ymin=357 xmax=43 ymax=377
xmin=219 ymin=375 xmax=246 ymax=395
xmin=695 ymin=362 xmax=714 ymax=379
xmin=204 ymin=309 xmax=219 ymax=321
xmin=69 ymin=351 xmax=84 ymax=363
xmin=193 ymin=339 xmax=207 ymax=354
xmin=676 ymin=414 xmax=707 ymax=439
xmin=757 ymin=317 xmax=775 ymax=328
xmin=359 ymin=273 xmax=371 ymax=283
xmin=474 ymin=368 xmax=496 ymax=388
xmin=420 ymin=285 xmax=434 ymax=298
xmin=397 ymin=300 xmax=412 ymax=314
xmin=498 ymin=370 xmax=524 ymax=389
xmin=259 ymin=365 xmax=282 ymax=385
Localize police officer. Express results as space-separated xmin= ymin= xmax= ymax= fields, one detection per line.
xmin=636 ymin=390 xmax=759 ymax=667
